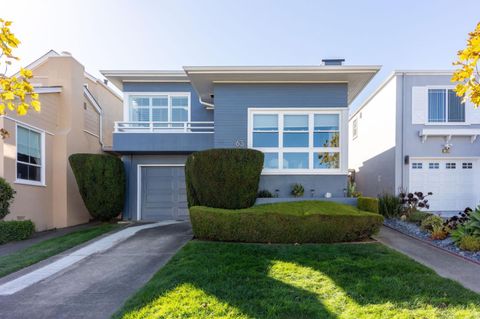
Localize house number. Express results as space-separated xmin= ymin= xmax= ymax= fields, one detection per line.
xmin=234 ymin=139 xmax=245 ymax=148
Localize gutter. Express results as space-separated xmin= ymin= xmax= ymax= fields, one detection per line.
xmin=198 ymin=96 xmax=214 ymax=109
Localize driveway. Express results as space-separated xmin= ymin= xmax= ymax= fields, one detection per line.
xmin=0 ymin=221 xmax=192 ymax=319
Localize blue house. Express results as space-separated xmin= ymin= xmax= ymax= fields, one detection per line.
xmin=102 ymin=61 xmax=379 ymax=221
xmin=349 ymin=71 xmax=480 ymax=213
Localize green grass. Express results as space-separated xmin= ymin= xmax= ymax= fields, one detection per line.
xmin=199 ymin=200 xmax=376 ymax=216
xmin=0 ymin=223 xmax=120 ymax=278
xmin=114 ymin=241 xmax=480 ymax=319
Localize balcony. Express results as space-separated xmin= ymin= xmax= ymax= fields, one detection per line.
xmin=112 ymin=121 xmax=214 ymax=153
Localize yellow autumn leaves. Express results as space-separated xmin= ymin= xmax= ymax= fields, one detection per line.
xmin=452 ymin=22 xmax=480 ymax=107
xmin=0 ymin=18 xmax=40 ymax=116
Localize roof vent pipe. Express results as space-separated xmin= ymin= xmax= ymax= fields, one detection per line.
xmin=322 ymin=59 xmax=345 ymax=66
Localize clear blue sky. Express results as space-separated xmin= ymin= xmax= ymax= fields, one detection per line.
xmin=2 ymin=0 xmax=479 ymax=111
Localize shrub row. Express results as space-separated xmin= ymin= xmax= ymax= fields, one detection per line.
xmin=0 ymin=220 xmax=35 ymax=244
xmin=185 ymin=149 xmax=264 ymax=209
xmin=189 ymin=206 xmax=383 ymax=243
xmin=357 ymin=197 xmax=379 ymax=214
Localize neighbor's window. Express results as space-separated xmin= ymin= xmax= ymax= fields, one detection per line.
xmin=428 ymin=89 xmax=465 ymax=123
xmin=16 ymin=125 xmax=43 ymax=183
xmin=250 ymin=110 xmax=341 ymax=172
xmin=128 ymin=93 xmax=189 ymax=126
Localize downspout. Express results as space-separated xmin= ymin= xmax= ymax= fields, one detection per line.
xmin=99 ymin=110 xmax=104 ymax=148
xmin=400 ymin=72 xmax=405 ymax=192
xmin=198 ymin=96 xmax=214 ymax=109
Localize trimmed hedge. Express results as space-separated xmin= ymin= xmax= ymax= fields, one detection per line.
xmin=189 ymin=201 xmax=383 ymax=243
xmin=0 ymin=177 xmax=15 ymax=220
xmin=69 ymin=154 xmax=125 ymax=221
xmin=185 ymin=149 xmax=264 ymax=209
xmin=358 ymin=197 xmax=379 ymax=214
xmin=0 ymin=220 xmax=35 ymax=244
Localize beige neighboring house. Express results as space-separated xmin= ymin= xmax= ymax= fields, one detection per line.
xmin=0 ymin=50 xmax=123 ymax=231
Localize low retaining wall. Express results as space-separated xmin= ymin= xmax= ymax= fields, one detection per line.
xmin=255 ymin=197 xmax=358 ymax=206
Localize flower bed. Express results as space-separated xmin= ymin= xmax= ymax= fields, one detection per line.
xmin=384 ymin=218 xmax=480 ymax=264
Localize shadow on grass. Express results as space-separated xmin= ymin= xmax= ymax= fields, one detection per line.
xmin=115 ymin=241 xmax=480 ymax=318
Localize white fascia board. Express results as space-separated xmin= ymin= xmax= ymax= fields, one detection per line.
xmin=34 ymin=86 xmax=62 ymax=94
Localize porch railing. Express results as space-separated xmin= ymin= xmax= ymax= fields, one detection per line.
xmin=114 ymin=121 xmax=214 ymax=133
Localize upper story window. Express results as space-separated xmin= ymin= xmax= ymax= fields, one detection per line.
xmin=428 ymin=89 xmax=465 ymax=123
xmin=249 ymin=109 xmax=342 ymax=173
xmin=127 ymin=93 xmax=190 ymax=125
xmin=16 ymin=125 xmax=44 ymax=185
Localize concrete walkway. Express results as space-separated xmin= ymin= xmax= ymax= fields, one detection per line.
xmin=375 ymin=226 xmax=480 ymax=293
xmin=0 ymin=221 xmax=192 ymax=319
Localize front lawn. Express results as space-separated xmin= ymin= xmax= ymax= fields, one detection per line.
xmin=0 ymin=223 xmax=120 ymax=278
xmin=114 ymin=241 xmax=480 ymax=319
xmin=190 ymin=201 xmax=383 ymax=243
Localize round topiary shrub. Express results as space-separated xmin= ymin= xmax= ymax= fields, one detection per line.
xmin=185 ymin=148 xmax=264 ymax=209
xmin=69 ymin=154 xmax=125 ymax=221
xmin=0 ymin=177 xmax=15 ymax=220
xmin=420 ymin=215 xmax=444 ymax=232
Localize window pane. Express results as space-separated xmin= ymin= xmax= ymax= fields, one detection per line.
xmin=314 ymin=132 xmax=339 ymax=147
xmin=152 ymin=108 xmax=168 ymax=122
xmin=17 ymin=162 xmax=29 ymax=180
xmin=17 ymin=126 xmax=29 ymax=157
xmin=253 ymin=132 xmax=278 ymax=147
xmin=253 ymin=115 xmax=278 ymax=131
xmin=448 ymin=89 xmax=465 ymax=122
xmin=28 ymin=165 xmax=41 ymax=182
xmin=171 ymin=96 xmax=188 ymax=107
xmin=131 ymin=108 xmax=149 ymax=122
xmin=284 ymin=115 xmax=308 ymax=131
xmin=29 ymin=130 xmax=41 ymax=161
xmin=314 ymin=152 xmax=340 ymax=169
xmin=263 ymin=153 xmax=279 ymax=169
xmin=152 ymin=96 xmax=168 ymax=107
xmin=130 ymin=96 xmax=149 ymax=107
xmin=283 ymin=153 xmax=308 ymax=169
xmin=283 ymin=133 xmax=309 ymax=147
xmin=428 ymin=89 xmax=446 ymax=122
xmin=172 ymin=108 xmax=188 ymax=122
xmin=314 ymin=114 xmax=339 ymax=130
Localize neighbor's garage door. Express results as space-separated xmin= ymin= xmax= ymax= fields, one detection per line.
xmin=409 ymin=159 xmax=478 ymax=212
xmin=140 ymin=166 xmax=189 ymax=221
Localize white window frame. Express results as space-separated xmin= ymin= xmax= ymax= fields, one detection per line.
xmin=426 ymin=86 xmax=467 ymax=125
xmin=247 ymin=108 xmax=347 ymax=175
xmin=123 ymin=92 xmax=191 ymax=123
xmin=352 ymin=118 xmax=358 ymax=139
xmin=15 ymin=123 xmax=46 ymax=186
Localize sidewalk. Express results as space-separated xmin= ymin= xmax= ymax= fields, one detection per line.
xmin=374 ymin=226 xmax=480 ymax=293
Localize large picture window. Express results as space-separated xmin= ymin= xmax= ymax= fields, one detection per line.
xmin=249 ymin=110 xmax=342 ymax=173
xmin=16 ymin=125 xmax=44 ymax=184
xmin=128 ymin=93 xmax=190 ymax=127
xmin=428 ymin=89 xmax=465 ymax=123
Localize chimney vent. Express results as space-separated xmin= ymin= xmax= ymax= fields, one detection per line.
xmin=322 ymin=58 xmax=345 ymax=66
xmin=103 ymin=79 xmax=108 ymax=85
xmin=61 ymin=51 xmax=72 ymax=56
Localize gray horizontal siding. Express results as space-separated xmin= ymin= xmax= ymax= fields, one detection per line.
xmin=213 ymin=83 xmax=348 ymax=148
xmin=113 ymin=132 xmax=213 ymax=153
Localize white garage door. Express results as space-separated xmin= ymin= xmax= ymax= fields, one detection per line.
xmin=409 ymin=159 xmax=479 ymax=212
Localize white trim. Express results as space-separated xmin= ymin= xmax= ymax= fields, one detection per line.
xmin=83 ymin=129 xmax=100 ymax=138
xmin=15 ymin=123 xmax=46 ymax=187
xmin=123 ymin=92 xmax=191 ymax=123
xmin=32 ymin=86 xmax=63 ymax=94
xmin=136 ymin=164 xmax=185 ymax=221
xmin=419 ymin=128 xmax=480 ymax=143
xmin=247 ymin=108 xmax=347 ymax=175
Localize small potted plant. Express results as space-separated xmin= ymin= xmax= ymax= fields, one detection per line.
xmin=291 ymin=183 xmax=304 ymax=197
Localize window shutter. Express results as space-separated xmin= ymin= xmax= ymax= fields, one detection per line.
xmin=411 ymin=87 xmax=428 ymax=124
xmin=465 ymin=100 xmax=480 ymax=124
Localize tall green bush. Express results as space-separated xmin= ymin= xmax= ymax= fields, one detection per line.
xmin=185 ymin=149 xmax=264 ymax=209
xmin=378 ymin=193 xmax=401 ymax=217
xmin=0 ymin=177 xmax=15 ymax=220
xmin=69 ymin=154 xmax=125 ymax=221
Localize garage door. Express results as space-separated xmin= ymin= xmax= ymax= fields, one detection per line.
xmin=409 ymin=159 xmax=479 ymax=212
xmin=139 ymin=166 xmax=189 ymax=221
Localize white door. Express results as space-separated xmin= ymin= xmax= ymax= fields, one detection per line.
xmin=409 ymin=159 xmax=479 ymax=212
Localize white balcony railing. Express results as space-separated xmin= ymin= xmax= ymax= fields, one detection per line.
xmin=114 ymin=121 xmax=214 ymax=133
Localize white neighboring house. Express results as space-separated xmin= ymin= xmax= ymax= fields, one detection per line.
xmin=349 ymin=71 xmax=480 ymax=213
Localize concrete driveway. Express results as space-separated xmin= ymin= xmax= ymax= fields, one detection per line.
xmin=0 ymin=221 xmax=192 ymax=319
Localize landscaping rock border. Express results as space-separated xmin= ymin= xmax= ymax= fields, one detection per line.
xmin=384 ymin=218 xmax=480 ymax=264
